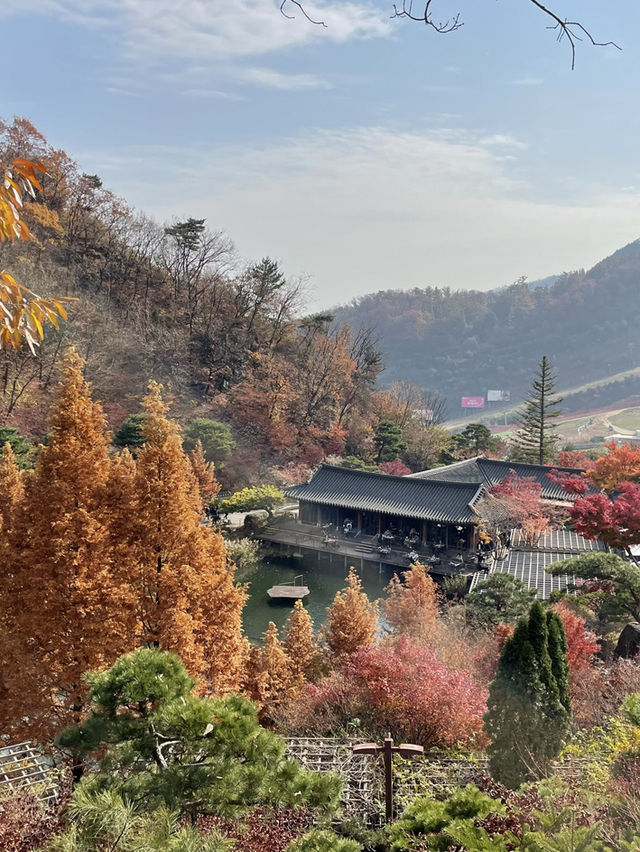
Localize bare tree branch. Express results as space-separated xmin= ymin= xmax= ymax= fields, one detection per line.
xmin=279 ymin=1 xmax=621 ymax=68
xmin=280 ymin=0 xmax=327 ymax=27
xmin=528 ymin=0 xmax=620 ymax=70
xmin=391 ymin=0 xmax=462 ymax=34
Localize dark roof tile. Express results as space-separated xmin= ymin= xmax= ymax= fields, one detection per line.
xmin=286 ymin=464 xmax=484 ymax=525
xmin=410 ymin=455 xmax=590 ymax=501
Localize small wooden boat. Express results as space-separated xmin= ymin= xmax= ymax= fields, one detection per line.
xmin=267 ymin=575 xmax=309 ymax=600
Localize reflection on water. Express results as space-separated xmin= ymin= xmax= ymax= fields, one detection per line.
xmin=241 ymin=553 xmax=397 ymax=643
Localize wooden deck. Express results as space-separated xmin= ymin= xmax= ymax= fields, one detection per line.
xmin=260 ymin=519 xmax=481 ymax=576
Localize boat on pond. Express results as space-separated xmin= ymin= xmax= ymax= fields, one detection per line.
xmin=267 ymin=575 xmax=310 ymax=600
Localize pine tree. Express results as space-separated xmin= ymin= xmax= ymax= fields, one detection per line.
xmin=0 ymin=351 xmax=133 ymax=742
xmin=131 ymin=382 xmax=248 ymax=692
xmin=284 ymin=600 xmax=322 ymax=682
xmin=383 ymin=562 xmax=441 ymax=642
xmin=188 ymin=438 xmax=220 ymax=509
xmin=57 ymin=648 xmax=340 ymax=823
xmin=513 ymin=355 xmax=563 ymax=465
xmin=247 ymin=622 xmax=295 ymax=710
xmin=484 ymin=601 xmax=571 ymax=788
xmin=323 ymin=568 xmax=378 ymax=661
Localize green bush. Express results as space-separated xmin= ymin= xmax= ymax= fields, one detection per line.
xmin=219 ymin=485 xmax=285 ymax=515
xmin=183 ymin=418 xmax=235 ymax=463
xmin=285 ymin=829 xmax=362 ymax=852
xmin=224 ymin=537 xmax=262 ymax=579
xmin=113 ymin=413 xmax=147 ymax=448
xmin=0 ymin=425 xmax=36 ymax=468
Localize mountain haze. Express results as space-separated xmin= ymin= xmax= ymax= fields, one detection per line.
xmin=332 ymin=240 xmax=640 ymax=418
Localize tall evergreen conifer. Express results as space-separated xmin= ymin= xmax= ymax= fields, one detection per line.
xmin=484 ymin=601 xmax=571 ymax=788
xmin=514 ymin=355 xmax=563 ymax=464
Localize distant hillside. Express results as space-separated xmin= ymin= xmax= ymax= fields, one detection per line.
xmin=332 ymin=240 xmax=640 ymax=419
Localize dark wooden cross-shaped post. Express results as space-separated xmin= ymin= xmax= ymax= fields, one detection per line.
xmin=353 ymin=733 xmax=424 ymax=822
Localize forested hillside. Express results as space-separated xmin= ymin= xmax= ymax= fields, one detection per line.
xmin=333 ymin=241 xmax=640 ymax=416
xmin=0 ymin=118 xmax=385 ymax=487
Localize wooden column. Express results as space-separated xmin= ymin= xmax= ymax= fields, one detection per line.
xmin=357 ymin=510 xmax=362 ymax=531
xmin=421 ymin=519 xmax=428 ymax=545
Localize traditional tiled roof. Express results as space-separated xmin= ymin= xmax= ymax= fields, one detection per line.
xmin=286 ymin=464 xmax=485 ymax=525
xmin=470 ymin=527 xmax=607 ymax=599
xmin=487 ymin=550 xmax=575 ymax=600
xmin=510 ymin=528 xmax=609 ymax=553
xmin=409 ymin=455 xmax=590 ymax=502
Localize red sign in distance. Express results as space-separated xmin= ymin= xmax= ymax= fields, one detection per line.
xmin=461 ymin=396 xmax=485 ymax=409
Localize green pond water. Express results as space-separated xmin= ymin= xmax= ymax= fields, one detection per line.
xmin=241 ymin=554 xmax=398 ymax=643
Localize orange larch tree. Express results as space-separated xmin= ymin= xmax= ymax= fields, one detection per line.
xmin=323 ymin=568 xmax=378 ymax=662
xmin=0 ymin=351 xmax=133 ymax=743
xmin=283 ymin=599 xmax=322 ymax=682
xmin=383 ymin=562 xmax=442 ymax=643
xmin=188 ymin=438 xmax=220 ymax=509
xmin=132 ymin=382 xmax=248 ymax=692
xmin=247 ymin=621 xmax=296 ymax=711
xmin=0 ymin=442 xmax=24 ymax=531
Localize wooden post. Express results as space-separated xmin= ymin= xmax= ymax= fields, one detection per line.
xmin=383 ymin=734 xmax=393 ymax=822
xmin=353 ymin=735 xmax=423 ymax=823
xmin=421 ymin=519 xmax=428 ymax=545
xmin=357 ymin=510 xmax=362 ymax=531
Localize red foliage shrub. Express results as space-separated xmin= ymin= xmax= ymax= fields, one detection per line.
xmin=276 ymin=636 xmax=487 ymax=750
xmin=551 ymin=602 xmax=599 ymax=672
xmin=0 ymin=788 xmax=67 ymax=852
xmin=570 ymin=658 xmax=640 ymax=729
xmin=472 ymin=624 xmax=514 ymax=684
xmin=323 ymin=425 xmax=347 ymax=457
xmin=197 ymin=807 xmax=312 ymax=852
xmin=555 ymin=450 xmax=595 ymax=470
xmin=379 ymin=459 xmax=411 ymax=477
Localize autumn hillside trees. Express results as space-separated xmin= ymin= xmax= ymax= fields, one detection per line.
xmin=0 ymin=350 xmax=135 ymax=741
xmin=0 ymin=352 xmax=247 ymax=743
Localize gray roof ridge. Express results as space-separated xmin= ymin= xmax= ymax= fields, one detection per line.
xmin=313 ymin=463 xmax=486 ymax=489
xmin=407 ymin=455 xmax=487 ymax=478
xmin=477 ymin=458 xmax=587 ymax=475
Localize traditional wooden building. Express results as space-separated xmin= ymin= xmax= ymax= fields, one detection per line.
xmin=286 ymin=464 xmax=486 ymax=550
xmin=409 ymin=455 xmax=589 ymax=503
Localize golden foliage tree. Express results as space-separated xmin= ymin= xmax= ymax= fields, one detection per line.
xmin=188 ymin=438 xmax=220 ymax=509
xmin=0 ymin=158 xmax=71 ymax=350
xmin=384 ymin=562 xmax=442 ymax=643
xmin=284 ymin=599 xmax=322 ymax=682
xmin=247 ymin=621 xmax=295 ymax=710
xmin=0 ymin=351 xmax=135 ymax=741
xmin=0 ymin=442 xmax=24 ymax=531
xmin=323 ymin=568 xmax=378 ymax=662
xmin=132 ymin=382 xmax=247 ymax=691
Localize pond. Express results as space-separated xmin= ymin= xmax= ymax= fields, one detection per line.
xmin=241 ymin=553 xmax=398 ymax=643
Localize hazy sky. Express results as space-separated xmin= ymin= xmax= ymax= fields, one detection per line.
xmin=2 ymin=1 xmax=639 ymax=308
